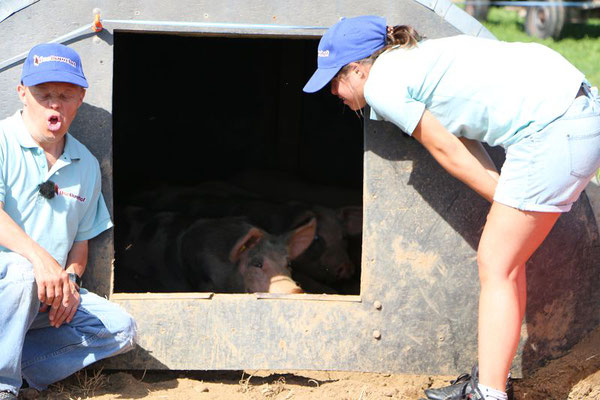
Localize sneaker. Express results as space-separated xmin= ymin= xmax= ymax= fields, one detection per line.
xmin=0 ymin=391 xmax=17 ymax=400
xmin=424 ymin=365 xmax=514 ymax=400
xmin=465 ymin=367 xmax=485 ymax=399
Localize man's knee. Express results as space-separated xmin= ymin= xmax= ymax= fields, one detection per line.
xmin=94 ymin=300 xmax=137 ymax=351
xmin=111 ymin=307 xmax=137 ymax=349
xmin=0 ymin=256 xmax=38 ymax=302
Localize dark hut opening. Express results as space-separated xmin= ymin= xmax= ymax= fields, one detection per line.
xmin=112 ymin=32 xmax=364 ymax=295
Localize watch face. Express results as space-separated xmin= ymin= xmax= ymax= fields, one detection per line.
xmin=68 ymin=273 xmax=81 ymax=287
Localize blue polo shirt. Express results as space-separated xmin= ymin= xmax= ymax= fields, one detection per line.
xmin=365 ymin=35 xmax=584 ymax=148
xmin=0 ymin=111 xmax=113 ymax=267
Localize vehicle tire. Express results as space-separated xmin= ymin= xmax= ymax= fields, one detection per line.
xmin=524 ymin=0 xmax=566 ymax=39
xmin=465 ymin=0 xmax=490 ymax=21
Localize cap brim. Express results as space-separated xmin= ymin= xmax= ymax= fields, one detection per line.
xmin=303 ymin=66 xmax=342 ymax=93
xmin=22 ymin=70 xmax=88 ymax=88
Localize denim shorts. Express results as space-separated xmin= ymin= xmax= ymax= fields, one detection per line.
xmin=494 ymin=85 xmax=600 ymax=213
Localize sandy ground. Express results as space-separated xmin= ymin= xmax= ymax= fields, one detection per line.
xmin=20 ymin=325 xmax=599 ymax=400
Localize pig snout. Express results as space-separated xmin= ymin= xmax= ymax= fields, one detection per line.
xmin=268 ymin=276 xmax=304 ymax=294
xmin=243 ymin=271 xmax=303 ymax=294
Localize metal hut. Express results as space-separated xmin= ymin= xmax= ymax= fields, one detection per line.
xmin=1 ymin=0 xmax=598 ymax=377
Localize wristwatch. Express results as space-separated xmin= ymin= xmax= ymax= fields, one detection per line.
xmin=68 ymin=273 xmax=82 ymax=291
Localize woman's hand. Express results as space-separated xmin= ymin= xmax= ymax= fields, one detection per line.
xmin=458 ymin=137 xmax=500 ymax=183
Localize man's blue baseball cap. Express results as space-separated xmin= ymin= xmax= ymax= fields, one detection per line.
xmin=21 ymin=43 xmax=89 ymax=88
xmin=303 ymin=16 xmax=386 ymax=93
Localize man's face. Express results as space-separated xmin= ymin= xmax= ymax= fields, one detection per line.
xmin=17 ymin=82 xmax=85 ymax=147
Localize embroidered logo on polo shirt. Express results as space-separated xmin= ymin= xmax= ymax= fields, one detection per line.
xmin=318 ymin=50 xmax=330 ymax=57
xmin=56 ymin=187 xmax=86 ymax=202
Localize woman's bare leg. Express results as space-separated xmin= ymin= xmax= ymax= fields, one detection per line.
xmin=516 ymin=263 xmax=526 ymax=327
xmin=477 ymin=202 xmax=560 ymax=391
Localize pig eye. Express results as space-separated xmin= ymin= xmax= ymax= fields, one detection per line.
xmin=314 ymin=234 xmax=321 ymax=241
xmin=251 ymin=260 xmax=263 ymax=269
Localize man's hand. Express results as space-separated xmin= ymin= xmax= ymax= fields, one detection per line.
xmin=1 ymin=199 xmax=88 ymax=329
xmin=40 ymin=280 xmax=80 ymax=327
xmin=31 ymin=252 xmax=72 ymax=319
xmin=41 ymin=240 xmax=89 ymax=327
xmin=0 ymin=205 xmax=72 ymax=313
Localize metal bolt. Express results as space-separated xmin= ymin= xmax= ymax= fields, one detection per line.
xmin=373 ymin=301 xmax=382 ymax=310
xmin=373 ymin=330 xmax=381 ymax=340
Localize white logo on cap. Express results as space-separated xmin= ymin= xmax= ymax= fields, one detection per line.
xmin=33 ymin=55 xmax=77 ymax=68
xmin=318 ymin=50 xmax=330 ymax=57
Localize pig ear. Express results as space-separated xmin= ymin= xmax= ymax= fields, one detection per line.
xmin=288 ymin=217 xmax=317 ymax=260
xmin=291 ymin=210 xmax=317 ymax=229
xmin=339 ymin=206 xmax=363 ymax=236
xmin=229 ymin=227 xmax=264 ymax=263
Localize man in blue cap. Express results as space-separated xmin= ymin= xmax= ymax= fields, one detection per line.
xmin=0 ymin=43 xmax=136 ymax=399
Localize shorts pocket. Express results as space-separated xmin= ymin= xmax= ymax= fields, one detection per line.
xmin=568 ymin=128 xmax=600 ymax=178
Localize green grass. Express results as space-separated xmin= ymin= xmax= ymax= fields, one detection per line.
xmin=482 ymin=8 xmax=600 ymax=87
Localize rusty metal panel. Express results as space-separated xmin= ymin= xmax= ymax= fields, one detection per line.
xmin=362 ymin=117 xmax=600 ymax=376
xmin=107 ymin=293 xmax=385 ymax=371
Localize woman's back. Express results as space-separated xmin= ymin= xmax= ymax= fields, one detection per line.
xmin=365 ymin=34 xmax=584 ymax=147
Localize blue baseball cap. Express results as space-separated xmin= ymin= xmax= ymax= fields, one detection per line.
xmin=21 ymin=43 xmax=88 ymax=88
xmin=303 ymin=16 xmax=386 ymax=93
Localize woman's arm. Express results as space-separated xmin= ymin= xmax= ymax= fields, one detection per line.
xmin=411 ymin=110 xmax=499 ymax=202
xmin=458 ymin=137 xmax=500 ymax=182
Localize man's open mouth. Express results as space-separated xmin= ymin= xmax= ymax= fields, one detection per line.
xmin=47 ymin=115 xmax=62 ymax=132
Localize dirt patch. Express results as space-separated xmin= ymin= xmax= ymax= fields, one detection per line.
xmin=514 ymin=325 xmax=600 ymax=400
xmin=23 ymin=326 xmax=600 ymax=400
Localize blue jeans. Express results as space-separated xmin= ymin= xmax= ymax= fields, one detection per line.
xmin=0 ymin=252 xmax=136 ymax=395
